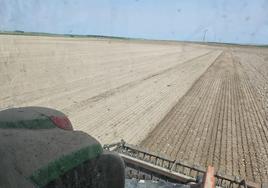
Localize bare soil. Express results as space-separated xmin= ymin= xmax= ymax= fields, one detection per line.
xmin=141 ymin=51 xmax=268 ymax=183
xmin=0 ymin=35 xmax=219 ymax=144
xmin=1 ymin=34 xmax=268 ymax=183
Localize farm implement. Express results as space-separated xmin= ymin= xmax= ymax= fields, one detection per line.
xmin=0 ymin=107 xmax=266 ymax=188
xmin=104 ymin=140 xmax=264 ymax=188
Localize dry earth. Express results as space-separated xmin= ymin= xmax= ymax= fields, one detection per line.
xmin=0 ymin=35 xmax=268 ymax=183
xmin=141 ymin=49 xmax=268 ymax=183
xmin=0 ymin=35 xmax=219 ymax=144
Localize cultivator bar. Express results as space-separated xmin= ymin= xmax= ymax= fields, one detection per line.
xmin=104 ymin=140 xmax=262 ymax=188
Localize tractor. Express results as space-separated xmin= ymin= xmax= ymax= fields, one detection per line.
xmin=0 ymin=107 xmax=264 ymax=188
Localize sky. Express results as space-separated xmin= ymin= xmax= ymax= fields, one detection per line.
xmin=0 ymin=0 xmax=268 ymax=45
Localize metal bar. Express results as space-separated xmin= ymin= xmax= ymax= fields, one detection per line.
xmin=120 ymin=145 xmax=244 ymax=185
xmin=124 ymin=143 xmax=172 ymax=161
xmin=119 ymin=153 xmax=196 ymax=183
xmin=104 ymin=141 xmax=261 ymax=188
xmin=120 ymin=145 xmax=206 ymax=173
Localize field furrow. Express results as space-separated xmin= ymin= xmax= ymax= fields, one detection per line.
xmin=1 ymin=34 xmax=268 ymax=184
xmin=140 ymin=51 xmax=268 ymax=183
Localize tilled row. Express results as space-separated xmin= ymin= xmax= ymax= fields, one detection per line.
xmin=140 ymin=51 xmax=268 ymax=184
xmin=71 ymin=50 xmax=221 ymax=144
xmin=0 ymin=35 xmax=218 ymax=146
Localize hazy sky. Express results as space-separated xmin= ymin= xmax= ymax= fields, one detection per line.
xmin=0 ymin=0 xmax=268 ymax=44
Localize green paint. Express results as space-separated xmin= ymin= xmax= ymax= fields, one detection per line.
xmin=29 ymin=144 xmax=103 ymax=187
xmin=0 ymin=119 xmax=56 ymax=129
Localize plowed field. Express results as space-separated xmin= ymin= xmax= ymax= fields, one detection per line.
xmin=0 ymin=34 xmax=267 ymax=183
xmin=141 ymin=50 xmax=268 ymax=183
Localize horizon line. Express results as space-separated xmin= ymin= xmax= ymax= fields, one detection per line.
xmin=1 ymin=30 xmax=267 ymax=47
